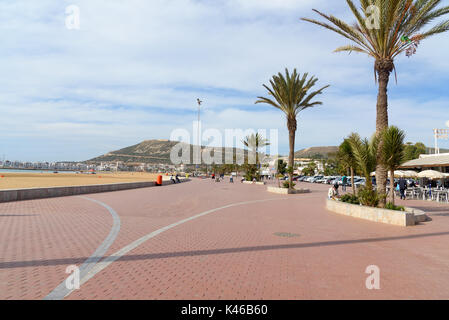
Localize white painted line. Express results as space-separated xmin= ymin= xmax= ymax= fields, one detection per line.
xmin=44 ymin=196 xmax=121 ymax=300
xmin=67 ymin=197 xmax=288 ymax=298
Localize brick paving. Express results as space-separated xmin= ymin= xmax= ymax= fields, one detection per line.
xmin=1 ymin=179 xmax=449 ymax=299
xmin=0 ymin=197 xmax=112 ymax=299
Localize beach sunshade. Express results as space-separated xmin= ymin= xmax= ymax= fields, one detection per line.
xmin=403 ymin=170 xmax=418 ymax=178
xmin=387 ymin=170 xmax=402 ymax=177
xmin=417 ymin=170 xmax=446 ymax=179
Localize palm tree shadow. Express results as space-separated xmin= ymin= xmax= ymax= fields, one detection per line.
xmin=0 ymin=214 xmax=38 ymax=217
xmin=2 ymin=231 xmax=449 ymax=270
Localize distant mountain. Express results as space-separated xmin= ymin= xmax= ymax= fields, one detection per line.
xmin=88 ymin=139 xmax=249 ymax=165
xmin=294 ymin=146 xmax=339 ymax=159
xmin=88 ymin=140 xmax=447 ymax=165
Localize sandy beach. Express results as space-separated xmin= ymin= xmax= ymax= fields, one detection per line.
xmin=0 ymin=172 xmax=159 ymax=190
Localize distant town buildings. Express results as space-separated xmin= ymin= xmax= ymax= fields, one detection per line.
xmin=0 ymin=159 xmax=185 ymax=173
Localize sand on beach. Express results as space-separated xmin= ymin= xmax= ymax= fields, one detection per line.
xmin=0 ymin=172 xmax=160 ymax=190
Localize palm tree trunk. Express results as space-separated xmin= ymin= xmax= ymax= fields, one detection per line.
xmin=287 ymin=117 xmax=297 ymax=190
xmin=375 ymin=59 xmax=394 ymax=207
xmin=389 ymin=169 xmax=395 ymax=205
xmin=351 ymin=167 xmax=355 ymax=196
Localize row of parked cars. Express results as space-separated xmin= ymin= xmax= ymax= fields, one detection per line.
xmin=293 ymin=175 xmax=367 ymax=187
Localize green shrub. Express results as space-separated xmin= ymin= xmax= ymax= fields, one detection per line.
xmin=385 ymin=202 xmax=405 ymax=212
xmin=357 ymin=187 xmax=380 ymax=207
xmin=283 ymin=181 xmax=295 ymax=189
xmin=340 ymin=194 xmax=360 ymax=205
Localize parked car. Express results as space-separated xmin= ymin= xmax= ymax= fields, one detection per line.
xmin=354 ymin=178 xmax=366 ymax=187
xmin=310 ymin=175 xmax=324 ymax=183
xmin=315 ymin=176 xmax=328 ymax=184
xmin=323 ymin=177 xmax=335 ymax=184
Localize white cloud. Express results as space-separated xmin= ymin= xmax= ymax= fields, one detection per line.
xmin=0 ymin=0 xmax=448 ymax=161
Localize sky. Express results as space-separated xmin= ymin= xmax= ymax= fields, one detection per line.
xmin=1 ymin=0 xmax=448 ymax=162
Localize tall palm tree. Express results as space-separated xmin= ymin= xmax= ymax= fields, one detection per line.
xmin=302 ymin=0 xmax=449 ymax=205
xmin=380 ymin=126 xmax=406 ymax=205
xmin=348 ymin=132 xmax=377 ymax=191
xmin=255 ymin=68 xmax=329 ymax=189
xmin=338 ymin=138 xmax=358 ymax=195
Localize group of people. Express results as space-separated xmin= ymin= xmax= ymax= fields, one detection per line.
xmin=170 ymin=174 xmax=181 ymax=184
xmin=328 ymin=176 xmax=418 ymax=201
xmin=211 ymin=173 xmax=234 ymax=183
xmin=328 ymin=182 xmax=340 ymax=200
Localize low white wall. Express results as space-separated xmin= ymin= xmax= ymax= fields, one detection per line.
xmin=267 ymin=186 xmax=310 ymax=195
xmin=326 ymin=199 xmax=418 ymax=227
xmin=242 ymin=181 xmax=266 ymax=185
xmin=0 ymin=179 xmax=189 ymax=203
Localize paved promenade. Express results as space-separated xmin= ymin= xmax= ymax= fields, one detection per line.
xmin=1 ymin=179 xmax=449 ymax=299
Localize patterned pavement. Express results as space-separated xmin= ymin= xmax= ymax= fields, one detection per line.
xmin=1 ymin=179 xmax=449 ymax=299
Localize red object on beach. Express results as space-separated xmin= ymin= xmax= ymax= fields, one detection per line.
xmin=156 ymin=175 xmax=163 ymax=186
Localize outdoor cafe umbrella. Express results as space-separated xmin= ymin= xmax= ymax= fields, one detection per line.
xmin=388 ymin=170 xmax=405 ymax=178
xmin=402 ymin=170 xmax=419 ymax=178
xmin=417 ymin=170 xmax=446 ymax=180
xmin=371 ymin=170 xmax=405 ymax=177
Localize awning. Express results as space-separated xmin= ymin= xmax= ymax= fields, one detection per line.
xmin=400 ymin=153 xmax=449 ymax=169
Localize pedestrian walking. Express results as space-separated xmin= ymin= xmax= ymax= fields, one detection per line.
xmin=342 ymin=175 xmax=348 ymax=192
xmin=399 ymin=178 xmax=407 ymax=200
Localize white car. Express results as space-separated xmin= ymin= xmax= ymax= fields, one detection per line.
xmin=310 ymin=175 xmax=324 ymax=183
xmin=315 ymin=176 xmax=329 ymax=183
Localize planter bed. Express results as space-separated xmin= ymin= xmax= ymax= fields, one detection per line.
xmin=242 ymin=181 xmax=266 ymax=186
xmin=267 ymin=186 xmax=311 ymax=195
xmin=326 ymin=198 xmax=429 ymax=227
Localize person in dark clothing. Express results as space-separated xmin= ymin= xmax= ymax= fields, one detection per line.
xmin=333 ymin=182 xmax=339 ymax=193
xmin=175 ymin=174 xmax=181 ymax=183
xmin=399 ymin=178 xmax=407 ymax=200
xmin=409 ymin=180 xmax=416 ymax=188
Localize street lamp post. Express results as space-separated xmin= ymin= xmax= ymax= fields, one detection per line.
xmin=196 ymin=99 xmax=202 ymax=175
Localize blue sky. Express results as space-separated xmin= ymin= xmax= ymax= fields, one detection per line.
xmin=1 ymin=0 xmax=448 ymax=162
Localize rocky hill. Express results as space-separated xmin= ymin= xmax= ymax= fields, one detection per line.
xmin=294 ymin=146 xmax=339 ymax=159
xmin=88 ymin=139 xmax=249 ymax=164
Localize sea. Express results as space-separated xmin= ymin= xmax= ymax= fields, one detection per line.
xmin=0 ymin=169 xmax=79 ymax=174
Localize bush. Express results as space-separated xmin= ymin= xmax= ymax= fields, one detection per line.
xmin=340 ymin=194 xmax=360 ymax=205
xmin=357 ymin=187 xmax=380 ymax=207
xmin=245 ymin=172 xmax=261 ymax=182
xmin=385 ymin=202 xmax=405 ymax=212
xmin=283 ymin=181 xmax=296 ymax=189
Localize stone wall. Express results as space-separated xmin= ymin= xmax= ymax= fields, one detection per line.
xmin=267 ymin=187 xmax=310 ymax=195
xmin=0 ymin=179 xmax=189 ymax=203
xmin=325 ymin=199 xmax=422 ymax=227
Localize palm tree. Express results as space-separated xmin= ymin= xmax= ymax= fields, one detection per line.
xmin=255 ymin=68 xmax=329 ymax=189
xmin=337 ymin=138 xmax=357 ymax=195
xmin=302 ymin=0 xmax=449 ymax=206
xmin=242 ymin=133 xmax=270 ymax=167
xmin=242 ymin=133 xmax=270 ymax=181
xmin=348 ymin=133 xmax=377 ymax=191
xmin=380 ymin=126 xmax=406 ymax=205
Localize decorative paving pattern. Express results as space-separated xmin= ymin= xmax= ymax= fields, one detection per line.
xmin=1 ymin=179 xmax=449 ymax=299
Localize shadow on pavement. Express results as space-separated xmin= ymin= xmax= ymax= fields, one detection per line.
xmin=2 ymin=230 xmax=449 ymax=269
